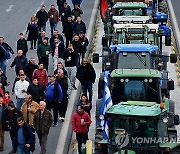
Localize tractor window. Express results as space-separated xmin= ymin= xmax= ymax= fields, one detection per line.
xmin=111 ymin=78 xmax=160 ymax=104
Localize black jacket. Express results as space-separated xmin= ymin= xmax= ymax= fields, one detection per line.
xmin=50 ymin=34 xmax=64 ymax=49
xmin=64 ymin=20 xmax=74 ymax=37
xmin=24 ymin=61 xmax=38 ymax=82
xmin=72 ymin=40 xmax=82 ymax=54
xmin=2 ymin=108 xmax=22 ymax=132
xmin=76 ymin=63 xmax=96 ymax=84
xmin=27 ymin=83 xmax=44 ymax=103
xmin=36 ymin=10 xmax=48 ymax=26
xmin=0 ymin=42 xmax=14 ymax=60
xmin=73 ymin=21 xmax=86 ymax=35
xmin=16 ymin=122 xmax=35 ymax=152
xmin=57 ymin=0 xmax=66 ymax=8
xmin=54 ymin=67 xmax=68 ymax=77
xmin=51 ymin=41 xmax=65 ymax=58
xmin=10 ymin=56 xmax=28 ymax=73
xmin=63 ymin=49 xmax=78 ymax=67
xmin=59 ymin=6 xmax=71 ymax=23
xmin=17 ymin=38 xmax=28 ymax=55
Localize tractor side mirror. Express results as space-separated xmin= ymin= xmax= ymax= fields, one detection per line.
xmin=102 ymin=37 xmax=108 ymax=47
xmin=170 ymin=54 xmax=177 ymax=63
xmin=167 ymin=80 xmax=174 ymax=90
xmin=93 ymin=53 xmax=99 ymax=63
xmin=174 ymin=115 xmax=180 ymax=125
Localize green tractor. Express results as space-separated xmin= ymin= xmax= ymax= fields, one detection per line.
xmin=95 ymin=69 xmax=180 ymax=154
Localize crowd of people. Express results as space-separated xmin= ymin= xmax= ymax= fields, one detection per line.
xmin=0 ymin=0 xmax=96 ymax=154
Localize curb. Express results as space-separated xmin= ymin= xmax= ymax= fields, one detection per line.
xmin=55 ymin=0 xmax=100 ymax=154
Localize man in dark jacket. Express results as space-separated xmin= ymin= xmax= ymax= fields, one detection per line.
xmin=3 ymin=101 xmax=22 ymax=153
xmin=73 ymin=16 xmax=86 ymax=35
xmin=76 ymin=58 xmax=96 ymax=102
xmin=64 ymin=16 xmax=74 ymax=47
xmin=16 ymin=117 xmax=35 ymax=154
xmin=17 ymin=33 xmax=28 ymax=57
xmin=37 ymin=31 xmax=46 ymax=46
xmin=34 ymin=101 xmax=53 ymax=154
xmin=72 ymin=4 xmax=83 ymax=20
xmin=27 ymin=78 xmax=44 ymax=103
xmin=0 ymin=36 xmax=14 ymax=74
xmin=54 ymin=62 xmax=68 ymax=76
xmin=37 ymin=37 xmax=51 ymax=71
xmin=9 ymin=50 xmax=28 ymax=76
xmin=50 ymin=30 xmax=64 ymax=49
xmin=57 ymin=0 xmax=66 ymax=12
xmin=59 ymin=2 xmax=71 ymax=33
xmin=51 ymin=37 xmax=65 ymax=70
xmin=24 ymin=57 xmax=38 ymax=82
xmin=72 ymin=34 xmax=82 ymax=67
xmin=79 ymin=31 xmax=89 ymax=58
xmin=45 ymin=75 xmax=63 ymax=126
xmin=63 ymin=44 xmax=78 ymax=89
xmin=36 ymin=5 xmax=48 ymax=32
xmin=56 ymin=69 xmax=71 ymax=122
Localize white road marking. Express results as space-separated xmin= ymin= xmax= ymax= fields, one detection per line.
xmin=6 ymin=5 xmax=14 ymax=12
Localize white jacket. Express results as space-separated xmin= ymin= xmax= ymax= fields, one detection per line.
xmin=14 ymin=80 xmax=29 ymax=98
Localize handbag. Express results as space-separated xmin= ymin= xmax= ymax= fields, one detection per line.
xmin=0 ymin=45 xmax=11 ymax=59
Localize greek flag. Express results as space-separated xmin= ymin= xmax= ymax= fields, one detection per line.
xmin=99 ymin=71 xmax=113 ymax=140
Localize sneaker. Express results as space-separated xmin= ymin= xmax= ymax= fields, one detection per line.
xmin=72 ymin=85 xmax=77 ymax=90
xmin=34 ymin=47 xmax=36 ymax=49
xmin=61 ymin=117 xmax=65 ymax=122
xmin=30 ymin=47 xmax=33 ymax=50
xmin=53 ymin=123 xmax=58 ymax=127
xmin=59 ymin=117 xmax=62 ymax=121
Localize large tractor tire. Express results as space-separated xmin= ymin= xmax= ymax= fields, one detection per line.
xmin=168 ymin=100 xmax=175 ymax=127
xmin=165 ymin=35 xmax=171 ymax=46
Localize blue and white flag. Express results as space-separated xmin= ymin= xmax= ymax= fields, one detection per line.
xmin=99 ymin=71 xmax=113 ymax=140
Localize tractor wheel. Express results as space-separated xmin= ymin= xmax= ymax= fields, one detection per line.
xmin=95 ymin=130 xmax=107 ymax=154
xmin=168 ymin=100 xmax=175 ymax=127
xmin=165 ymin=35 xmax=171 ymax=46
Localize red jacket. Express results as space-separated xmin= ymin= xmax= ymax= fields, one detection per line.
xmin=32 ymin=69 xmax=48 ymax=86
xmin=72 ymin=111 xmax=91 ymax=134
xmin=3 ymin=96 xmax=12 ymax=106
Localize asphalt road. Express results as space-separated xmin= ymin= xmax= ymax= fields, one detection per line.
xmin=0 ymin=0 xmax=95 ymax=153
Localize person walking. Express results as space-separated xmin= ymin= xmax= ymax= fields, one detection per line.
xmin=57 ymin=0 xmax=66 ymax=13
xmin=9 ymin=50 xmax=28 ymax=76
xmin=0 ymin=97 xmax=6 ymax=151
xmin=63 ymin=44 xmax=78 ymax=89
xmin=54 ymin=62 xmax=68 ymax=77
xmin=76 ymin=58 xmax=96 ymax=102
xmin=45 ymin=75 xmax=63 ymax=126
xmin=37 ymin=37 xmax=51 ymax=71
xmin=17 ymin=33 xmax=28 ymax=57
xmin=64 ymin=16 xmax=74 ymax=48
xmin=20 ymin=95 xmax=39 ymax=126
xmin=16 ymin=117 xmax=35 ymax=154
xmin=71 ymin=4 xmax=83 ymax=20
xmin=59 ymin=2 xmax=71 ymax=34
xmin=73 ymin=16 xmax=86 ymax=35
xmin=79 ymin=31 xmax=89 ymax=58
xmin=77 ymin=94 xmax=91 ymax=116
xmin=56 ymin=69 xmax=71 ymax=122
xmin=50 ymin=30 xmax=64 ymax=50
xmin=0 ymin=36 xmax=14 ymax=74
xmin=27 ymin=78 xmax=44 ymax=103
xmin=3 ymin=101 xmax=22 ymax=154
xmin=72 ymin=105 xmax=91 ymax=154
xmin=36 ymin=5 xmax=48 ymax=32
xmin=24 ymin=57 xmax=38 ymax=82
xmin=48 ymin=5 xmax=59 ymax=35
xmin=14 ymin=74 xmax=30 ymax=110
xmin=26 ymin=16 xmax=38 ymax=50
xmin=51 ymin=37 xmax=65 ymax=70
xmin=32 ymin=62 xmax=48 ymax=91
xmin=37 ymin=31 xmax=47 ymax=46
xmin=33 ymin=101 xmax=53 ymax=154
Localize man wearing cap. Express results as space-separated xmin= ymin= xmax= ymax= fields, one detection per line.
xmin=37 ymin=37 xmax=51 ymax=71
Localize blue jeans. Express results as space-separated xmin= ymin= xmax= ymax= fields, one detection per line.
xmin=82 ymin=81 xmax=93 ymax=102
xmin=50 ymin=22 xmax=57 ymax=35
xmin=16 ymin=98 xmax=25 ymax=110
xmin=38 ymin=24 xmax=46 ymax=32
xmin=17 ymin=144 xmax=30 ymax=154
xmin=0 ymin=60 xmax=7 ymax=74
